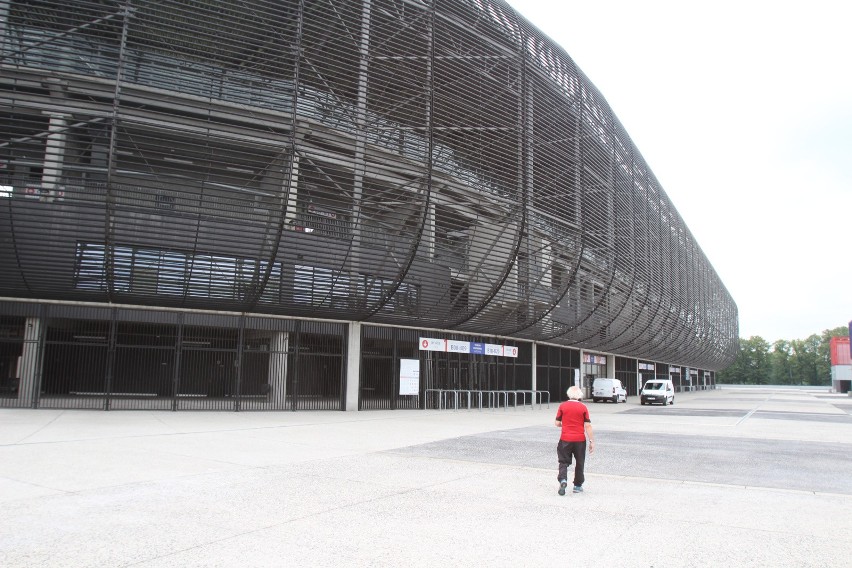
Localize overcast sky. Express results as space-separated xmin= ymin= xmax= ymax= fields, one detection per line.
xmin=506 ymin=0 xmax=852 ymax=342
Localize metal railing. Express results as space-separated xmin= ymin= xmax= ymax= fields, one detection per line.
xmin=425 ymin=388 xmax=550 ymax=411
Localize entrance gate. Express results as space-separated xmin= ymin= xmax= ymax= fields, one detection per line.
xmin=359 ymin=326 xmax=533 ymax=410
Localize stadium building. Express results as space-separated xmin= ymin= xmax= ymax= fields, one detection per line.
xmin=0 ymin=0 xmax=738 ymax=411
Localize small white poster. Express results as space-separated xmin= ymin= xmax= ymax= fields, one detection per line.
xmin=399 ymin=358 xmax=420 ymax=396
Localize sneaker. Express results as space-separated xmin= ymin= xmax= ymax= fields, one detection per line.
xmin=558 ymin=481 xmax=567 ymax=496
xmin=573 ymin=485 xmax=583 ymax=493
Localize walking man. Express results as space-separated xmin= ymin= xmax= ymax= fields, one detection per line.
xmin=554 ymin=385 xmax=595 ymax=495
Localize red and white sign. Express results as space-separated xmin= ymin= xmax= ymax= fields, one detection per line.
xmin=419 ymin=337 xmax=446 ymax=352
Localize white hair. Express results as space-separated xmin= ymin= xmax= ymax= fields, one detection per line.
xmin=566 ymin=385 xmax=583 ymax=400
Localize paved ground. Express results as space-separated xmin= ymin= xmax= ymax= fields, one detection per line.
xmin=1 ymin=386 xmax=851 ymax=567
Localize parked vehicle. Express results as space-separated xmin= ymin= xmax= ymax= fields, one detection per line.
xmin=592 ymin=378 xmax=627 ymax=403
xmin=640 ymin=379 xmax=674 ymax=405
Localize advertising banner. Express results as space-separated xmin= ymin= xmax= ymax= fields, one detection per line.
xmin=418 ymin=338 xmax=518 ymax=358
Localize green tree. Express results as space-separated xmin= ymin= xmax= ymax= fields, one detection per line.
xmin=791 ymin=335 xmax=822 ymax=385
xmin=769 ymin=340 xmax=793 ymax=384
xmin=717 ymin=326 xmax=848 ymax=386
xmin=718 ymin=336 xmax=770 ymax=384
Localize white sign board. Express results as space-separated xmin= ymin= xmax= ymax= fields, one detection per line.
xmin=447 ymin=340 xmax=471 ymax=354
xmin=484 ymin=343 xmax=503 ymax=356
xmin=399 ymin=358 xmax=420 ymax=396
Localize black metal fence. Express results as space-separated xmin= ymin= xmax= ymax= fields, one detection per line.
xmin=536 ymin=344 xmax=581 ymax=406
xmin=0 ymin=304 xmax=345 ymax=411
xmin=0 ymin=315 xmax=30 ymax=400
xmin=359 ymin=326 xmax=421 ymax=410
xmin=0 ymin=303 xmax=717 ymax=412
xmin=616 ymin=356 xmax=638 ymax=397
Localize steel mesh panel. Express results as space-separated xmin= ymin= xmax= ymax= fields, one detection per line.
xmin=0 ymin=0 xmax=738 ymax=370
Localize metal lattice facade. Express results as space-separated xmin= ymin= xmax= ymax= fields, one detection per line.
xmin=0 ymin=0 xmax=738 ymax=370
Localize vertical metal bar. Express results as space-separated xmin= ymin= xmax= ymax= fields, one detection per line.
xmin=390 ymin=327 xmax=398 ymax=410
xmin=104 ymin=308 xmax=117 ymax=410
xmin=349 ymin=0 xmax=371 ymax=283
xmin=31 ymin=304 xmax=49 ymax=409
xmin=233 ymin=316 xmax=244 ymax=411
xmin=291 ymin=319 xmax=300 ymax=411
xmin=340 ymin=323 xmax=348 ymax=411
xmin=172 ymin=313 xmax=183 ymax=411
xmin=103 ymin=1 xmax=134 ymax=302
xmin=357 ymin=324 xmax=366 ymax=411
xmin=519 ymin=23 xmax=531 ymax=326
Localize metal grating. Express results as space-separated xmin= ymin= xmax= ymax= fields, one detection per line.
xmin=0 ymin=305 xmax=346 ymax=410
xmin=0 ymin=0 xmax=738 ymax=370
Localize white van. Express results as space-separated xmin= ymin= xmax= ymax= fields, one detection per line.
xmin=592 ymin=378 xmax=627 ymax=403
xmin=640 ymin=379 xmax=674 ymax=405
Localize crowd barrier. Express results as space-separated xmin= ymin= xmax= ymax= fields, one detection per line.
xmin=425 ymin=389 xmax=550 ymax=411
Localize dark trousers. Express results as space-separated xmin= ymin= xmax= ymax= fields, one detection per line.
xmin=557 ymin=439 xmax=587 ymax=486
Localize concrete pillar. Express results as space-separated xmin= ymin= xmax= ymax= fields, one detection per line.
xmin=283 ymin=153 xmax=301 ymax=227
xmin=0 ymin=0 xmax=8 ymax=58
xmin=635 ymin=359 xmax=641 ymax=396
xmin=426 ymin=201 xmax=435 ymax=258
xmin=268 ymin=332 xmax=288 ymax=406
xmin=541 ymin=243 xmax=552 ymax=288
xmin=346 ymin=322 xmax=361 ymax=411
xmin=17 ymin=318 xmax=41 ymax=405
xmin=41 ymin=113 xmax=68 ymax=202
xmin=530 ymin=341 xmax=537 ymax=392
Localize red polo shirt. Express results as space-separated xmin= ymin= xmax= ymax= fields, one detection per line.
xmin=555 ymin=400 xmax=590 ymax=442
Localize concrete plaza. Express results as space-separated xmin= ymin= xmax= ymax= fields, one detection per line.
xmin=1 ymin=386 xmax=851 ymax=567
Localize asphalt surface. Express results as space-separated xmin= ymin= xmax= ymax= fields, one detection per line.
xmin=1 ymin=385 xmax=850 ymax=567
